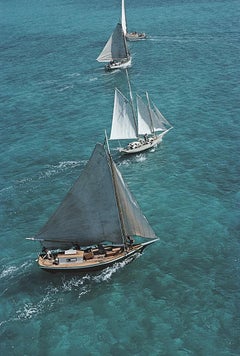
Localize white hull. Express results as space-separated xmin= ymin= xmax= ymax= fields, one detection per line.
xmin=126 ymin=32 xmax=147 ymax=41
xmin=119 ymin=128 xmax=172 ymax=154
xmin=106 ymin=57 xmax=132 ymax=71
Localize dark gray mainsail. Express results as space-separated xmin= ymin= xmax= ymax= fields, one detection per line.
xmin=34 ymin=143 xmax=156 ymax=249
xmin=112 ymin=163 xmax=157 ymax=239
xmin=96 ymin=23 xmax=129 ymax=63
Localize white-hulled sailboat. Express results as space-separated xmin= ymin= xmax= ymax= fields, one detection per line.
xmin=109 ymin=71 xmax=173 ymax=154
xmin=97 ymin=22 xmax=131 ymax=71
xmin=27 ymin=142 xmax=158 ymax=272
xmin=121 ymin=0 xmax=147 ymax=41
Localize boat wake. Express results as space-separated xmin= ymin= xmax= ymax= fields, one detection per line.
xmin=0 ymin=254 xmax=140 ymax=326
xmin=118 ymin=153 xmax=147 ymax=167
xmin=148 ymin=33 xmax=224 ymax=44
xmin=41 ymin=160 xmax=84 ymax=179
xmin=0 ymin=261 xmax=32 ymax=282
xmin=135 ymin=154 xmax=147 ymax=162
xmin=0 ymin=160 xmax=85 ymax=197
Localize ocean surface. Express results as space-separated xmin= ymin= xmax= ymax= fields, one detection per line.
xmin=0 ymin=0 xmax=240 ymax=354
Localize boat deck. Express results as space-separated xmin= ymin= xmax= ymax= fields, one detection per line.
xmin=38 ymin=245 xmax=142 ymax=270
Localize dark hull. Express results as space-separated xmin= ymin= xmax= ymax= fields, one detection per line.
xmin=39 ymin=245 xmax=147 ymax=273
xmin=42 ymin=249 xmax=142 ymax=273
xmin=38 ymin=239 xmax=160 ymax=273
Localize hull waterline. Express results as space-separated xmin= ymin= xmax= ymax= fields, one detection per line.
xmin=38 ymin=241 xmax=157 ymax=272
xmin=119 ymin=128 xmax=172 ymax=155
xmin=106 ymin=57 xmax=132 ymax=71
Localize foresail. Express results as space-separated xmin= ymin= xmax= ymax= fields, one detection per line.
xmin=112 ymin=161 xmax=157 ymax=239
xmin=110 ymin=88 xmax=137 ymax=140
xmin=35 ymin=144 xmax=124 ymax=248
xmin=137 ymin=95 xmax=153 ymax=135
xmin=152 ymin=102 xmax=172 ymax=131
xmin=121 ymin=0 xmax=127 ymax=36
xmin=96 ymin=23 xmax=128 ymax=62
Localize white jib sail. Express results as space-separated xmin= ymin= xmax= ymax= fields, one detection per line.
xmin=151 ymin=102 xmax=172 ymax=132
xmin=136 ymin=95 xmax=153 ymax=135
xmin=110 ymin=88 xmax=137 ymax=140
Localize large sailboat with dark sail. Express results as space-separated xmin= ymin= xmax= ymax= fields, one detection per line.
xmin=96 ymin=22 xmax=131 ymax=70
xmin=27 ymin=142 xmax=158 ymax=272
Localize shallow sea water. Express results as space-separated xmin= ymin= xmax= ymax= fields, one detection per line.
xmin=0 ymin=0 xmax=240 ymax=355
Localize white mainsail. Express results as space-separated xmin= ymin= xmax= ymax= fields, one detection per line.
xmin=110 ymin=88 xmax=137 ymax=140
xmin=137 ymin=93 xmax=172 ymax=135
xmin=96 ymin=23 xmax=129 ymax=63
xmin=137 ymin=94 xmax=153 ymax=135
xmin=34 ymin=144 xmax=156 ymax=249
xmin=121 ymin=0 xmax=127 ymax=36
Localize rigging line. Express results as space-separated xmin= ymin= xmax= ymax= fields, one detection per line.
xmin=106 ymin=146 xmax=127 ymax=248
xmin=146 ymin=92 xmax=154 ymax=135
xmin=125 ymin=69 xmax=138 ymax=135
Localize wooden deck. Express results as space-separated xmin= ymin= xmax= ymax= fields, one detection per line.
xmin=38 ymin=245 xmax=142 ymax=271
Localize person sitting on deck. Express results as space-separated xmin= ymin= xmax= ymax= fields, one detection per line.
xmin=97 ymin=244 xmax=106 ymax=256
xmin=126 ymin=236 xmax=134 ymax=247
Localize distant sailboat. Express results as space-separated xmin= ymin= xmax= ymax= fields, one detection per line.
xmin=121 ymin=0 xmax=147 ymax=41
xmin=109 ymin=71 xmax=173 ymax=154
xmin=97 ymin=22 xmax=131 ymax=71
xmin=27 ymin=142 xmax=158 ymax=272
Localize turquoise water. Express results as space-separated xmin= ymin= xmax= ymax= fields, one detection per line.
xmin=1 ymin=0 xmax=240 ymax=354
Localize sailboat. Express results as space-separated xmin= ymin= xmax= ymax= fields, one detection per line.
xmin=121 ymin=0 xmax=147 ymax=41
xmin=109 ymin=71 xmax=173 ymax=154
xmin=27 ymin=142 xmax=158 ymax=272
xmin=96 ymin=22 xmax=131 ymax=71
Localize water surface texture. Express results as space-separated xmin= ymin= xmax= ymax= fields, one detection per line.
xmin=0 ymin=0 xmax=240 ymax=355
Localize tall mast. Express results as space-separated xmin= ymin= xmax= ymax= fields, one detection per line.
xmin=105 ymin=143 xmax=127 ymax=246
xmin=146 ymin=92 xmax=154 ymax=134
xmin=104 ymin=129 xmax=111 ymax=153
xmin=122 ymin=24 xmax=129 ymax=58
xmin=125 ymin=69 xmax=138 ymax=136
xmin=121 ymin=0 xmax=127 ymax=36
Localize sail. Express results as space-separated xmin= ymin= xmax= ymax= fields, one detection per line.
xmin=136 ymin=95 xmax=153 ymax=135
xmin=110 ymin=88 xmax=137 ymax=140
xmin=151 ymin=102 xmax=172 ymax=132
xmin=121 ymin=0 xmax=127 ymax=36
xmin=112 ymin=161 xmax=157 ymax=239
xmin=35 ymin=144 xmax=124 ymax=248
xmin=96 ymin=23 xmax=128 ymax=63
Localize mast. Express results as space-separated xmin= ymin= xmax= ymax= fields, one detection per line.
xmin=105 ymin=143 xmax=127 ymax=247
xmin=125 ymin=69 xmax=138 ymax=136
xmin=146 ymin=92 xmax=154 ymax=135
xmin=122 ymin=24 xmax=129 ymax=59
xmin=121 ymin=0 xmax=127 ymax=37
